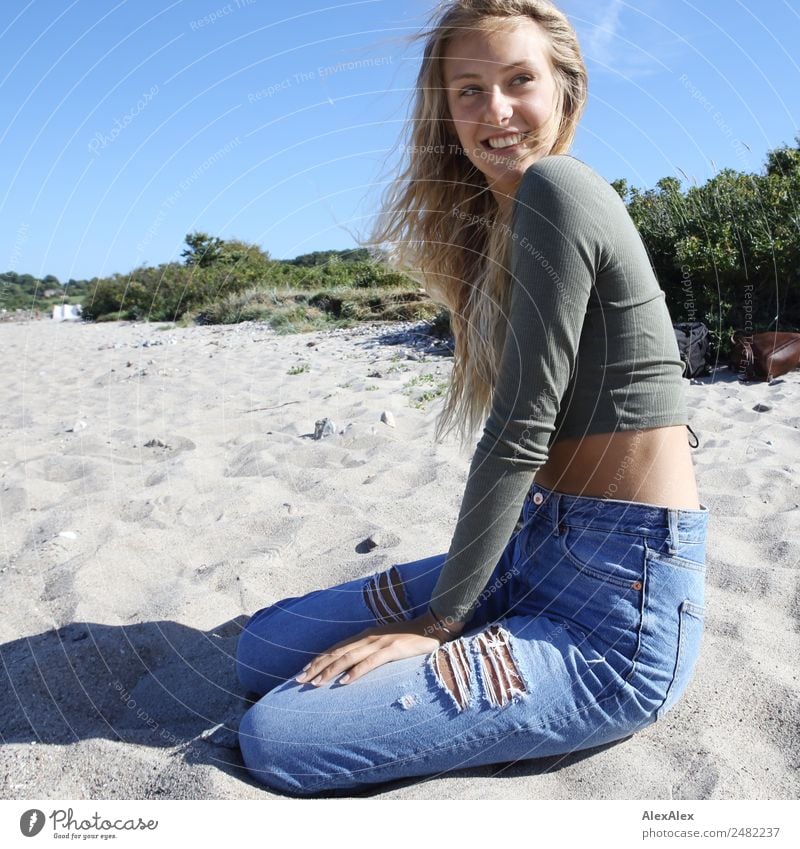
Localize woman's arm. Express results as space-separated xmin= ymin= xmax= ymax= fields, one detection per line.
xmin=428 ymin=156 xmax=606 ymax=625
xmin=295 ymin=158 xmax=609 ymax=690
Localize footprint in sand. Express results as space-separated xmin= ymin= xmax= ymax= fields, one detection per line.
xmin=41 ymin=456 xmax=94 ymax=483
xmin=223 ymin=440 xmax=277 ymax=478
xmin=40 ymin=566 xmax=79 ymax=624
xmin=707 ymin=560 xmax=773 ymax=598
xmin=117 ymin=500 xmax=156 ymax=523
xmin=670 ymin=749 xmax=721 ymax=799
xmin=705 ymin=618 xmax=742 ymax=641
xmin=0 ymin=484 xmax=27 ymax=517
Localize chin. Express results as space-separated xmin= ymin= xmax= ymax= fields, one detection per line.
xmin=486 ymin=149 xmax=532 ymax=171
xmin=486 ymin=163 xmax=528 ymax=190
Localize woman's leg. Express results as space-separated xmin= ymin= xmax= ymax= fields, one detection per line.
xmin=236 ymin=483 xmax=708 ymax=797
xmin=237 ymin=610 xmax=643 ymax=797
xmin=235 ymin=534 xmax=525 ymax=698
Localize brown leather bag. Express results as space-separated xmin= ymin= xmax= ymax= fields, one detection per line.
xmin=728 ymin=331 xmax=800 ymax=380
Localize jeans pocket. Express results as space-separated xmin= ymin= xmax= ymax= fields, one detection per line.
xmin=558 ymin=523 xmax=645 ymax=587
xmin=655 ymin=599 xmax=705 ymax=721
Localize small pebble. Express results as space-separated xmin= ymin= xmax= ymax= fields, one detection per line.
xmin=314 ymin=417 xmax=336 ymax=439
xmin=199 ymin=722 xmax=240 ymax=749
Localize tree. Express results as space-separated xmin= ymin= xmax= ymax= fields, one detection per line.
xmin=610 ymin=178 xmax=628 ymax=202
xmin=765 ymin=135 xmax=800 ymax=178
xmin=181 ymin=232 xmax=224 ymax=267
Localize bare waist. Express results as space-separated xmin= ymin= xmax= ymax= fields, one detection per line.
xmin=534 ymin=425 xmax=700 ymax=510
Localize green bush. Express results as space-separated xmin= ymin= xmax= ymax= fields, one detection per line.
xmin=625 ymin=138 xmax=800 ymax=359
xmin=19 ymin=141 xmax=798 ymax=352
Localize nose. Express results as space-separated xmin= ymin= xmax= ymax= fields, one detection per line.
xmin=482 ymin=86 xmax=514 ymax=126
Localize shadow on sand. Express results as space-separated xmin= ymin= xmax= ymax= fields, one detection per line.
xmin=0 ymin=617 xmax=254 ymax=781
xmin=1 ymin=615 xmax=635 ymax=797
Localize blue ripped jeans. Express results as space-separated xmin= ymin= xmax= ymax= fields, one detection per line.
xmin=235 ymin=482 xmax=709 ymax=797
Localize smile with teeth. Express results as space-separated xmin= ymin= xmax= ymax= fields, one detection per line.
xmin=484 ymin=132 xmax=526 ymax=150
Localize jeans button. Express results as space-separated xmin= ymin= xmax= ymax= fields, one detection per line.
xmin=532 ymin=492 xmax=544 ymax=505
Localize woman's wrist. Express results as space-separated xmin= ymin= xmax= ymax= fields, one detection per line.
xmin=423 ymin=604 xmax=466 ymax=640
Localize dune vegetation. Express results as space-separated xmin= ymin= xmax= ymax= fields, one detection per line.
xmin=3 ymin=140 xmax=798 ymax=361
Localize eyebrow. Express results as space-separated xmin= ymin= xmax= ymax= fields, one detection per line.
xmin=447 ymin=60 xmax=537 ymax=84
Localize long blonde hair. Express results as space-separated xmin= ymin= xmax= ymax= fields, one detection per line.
xmin=365 ymin=0 xmax=588 ymax=452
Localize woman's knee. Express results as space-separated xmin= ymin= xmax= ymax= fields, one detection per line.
xmin=234 ymin=606 xmax=286 ymax=695
xmin=237 ymin=702 xmax=326 ymax=797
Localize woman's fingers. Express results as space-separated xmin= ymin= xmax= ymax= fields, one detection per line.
xmin=318 ymin=627 xmax=374 ymax=656
xmin=293 ymin=621 xmax=442 ymax=689
xmin=340 ymin=641 xmax=403 ymax=684
xmin=296 ymin=639 xmax=375 ymax=685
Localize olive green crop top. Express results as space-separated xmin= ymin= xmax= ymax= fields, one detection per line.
xmin=428 ymin=154 xmax=689 ymax=625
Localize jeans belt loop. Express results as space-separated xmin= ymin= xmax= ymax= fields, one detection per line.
xmin=554 ymin=493 xmax=564 ymax=537
xmin=667 ymin=508 xmax=680 ymax=553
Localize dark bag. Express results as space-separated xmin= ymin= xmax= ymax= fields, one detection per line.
xmin=673 ymin=322 xmax=711 ymax=378
xmin=728 ymin=331 xmax=800 ymax=381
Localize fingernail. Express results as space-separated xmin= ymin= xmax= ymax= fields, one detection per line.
xmin=339 ymin=673 xmax=350 ymax=684
xmin=302 ymin=663 xmax=310 ymax=671
xmin=295 ymin=672 xmax=306 ymax=682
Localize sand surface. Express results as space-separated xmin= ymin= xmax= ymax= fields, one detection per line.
xmin=1 ymin=317 xmax=798 ymax=800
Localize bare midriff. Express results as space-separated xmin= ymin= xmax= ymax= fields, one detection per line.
xmin=533 ymin=424 xmax=701 ymax=510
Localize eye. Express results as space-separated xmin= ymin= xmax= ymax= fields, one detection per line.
xmin=458 ymin=86 xmax=480 ymax=98
xmin=512 ymin=73 xmax=534 ymax=85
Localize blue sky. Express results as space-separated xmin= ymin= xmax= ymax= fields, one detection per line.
xmin=1 ymin=0 xmax=798 ymax=283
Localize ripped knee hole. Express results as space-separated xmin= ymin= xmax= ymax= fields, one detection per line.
xmin=362 ymin=565 xmax=410 ymax=624
xmin=429 ymin=623 xmax=527 ymax=711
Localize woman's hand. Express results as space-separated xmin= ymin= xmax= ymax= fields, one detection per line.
xmin=294 ymin=610 xmax=464 ymax=688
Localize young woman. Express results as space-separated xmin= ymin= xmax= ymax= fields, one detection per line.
xmin=235 ymin=0 xmax=708 ymax=797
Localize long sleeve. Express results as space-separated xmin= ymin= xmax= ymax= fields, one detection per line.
xmin=428 ymin=156 xmax=605 ymax=624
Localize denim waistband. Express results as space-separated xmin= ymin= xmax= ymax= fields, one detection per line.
xmin=524 ymin=481 xmax=708 ymax=545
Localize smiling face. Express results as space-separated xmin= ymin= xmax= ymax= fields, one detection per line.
xmin=442 ymin=16 xmax=562 ymax=206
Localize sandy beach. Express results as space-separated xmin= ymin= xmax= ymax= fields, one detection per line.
xmin=1 ymin=317 xmax=798 ymax=800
